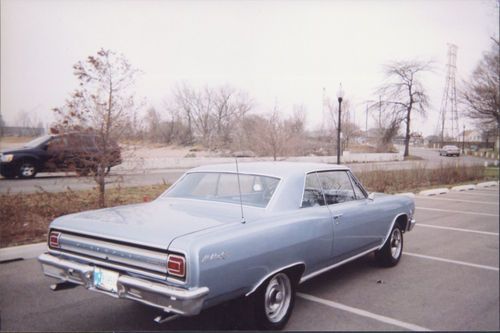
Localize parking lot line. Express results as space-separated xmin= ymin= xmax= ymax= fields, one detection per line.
xmin=404 ymin=252 xmax=499 ymax=271
xmin=297 ymin=292 xmax=431 ymax=331
xmin=416 ymin=196 xmax=498 ymax=205
xmin=417 ymin=223 xmax=499 ymax=236
xmin=417 ymin=207 xmax=499 ymax=217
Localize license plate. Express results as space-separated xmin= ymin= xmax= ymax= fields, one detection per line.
xmin=93 ymin=267 xmax=119 ymax=293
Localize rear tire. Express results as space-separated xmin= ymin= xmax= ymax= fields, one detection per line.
xmin=253 ymin=272 xmax=296 ymax=330
xmin=375 ymin=224 xmax=404 ymax=267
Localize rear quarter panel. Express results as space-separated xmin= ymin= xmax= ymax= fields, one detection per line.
xmin=169 ymin=207 xmax=334 ymax=308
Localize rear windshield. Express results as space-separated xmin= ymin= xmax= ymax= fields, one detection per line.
xmin=163 ymin=172 xmax=280 ymax=208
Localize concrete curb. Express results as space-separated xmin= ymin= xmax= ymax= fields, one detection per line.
xmin=418 ymin=188 xmax=449 ymax=196
xmin=451 ymin=184 xmax=476 ymax=191
xmin=0 ymin=242 xmax=46 ymax=262
xmin=477 ymin=181 xmax=498 ymax=188
xmin=395 ymin=192 xmax=416 ymax=198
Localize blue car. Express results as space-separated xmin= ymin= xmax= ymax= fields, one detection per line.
xmin=38 ymin=162 xmax=416 ymax=329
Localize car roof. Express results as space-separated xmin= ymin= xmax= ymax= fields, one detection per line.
xmin=188 ymin=161 xmax=350 ymax=179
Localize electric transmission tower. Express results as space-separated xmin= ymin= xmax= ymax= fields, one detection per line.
xmin=437 ymin=43 xmax=459 ymax=143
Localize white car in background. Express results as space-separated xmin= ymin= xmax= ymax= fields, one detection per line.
xmin=439 ymin=145 xmax=461 ymax=157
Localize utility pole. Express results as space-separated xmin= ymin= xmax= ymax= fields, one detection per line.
xmin=365 ymin=102 xmax=368 ymax=132
xmin=379 ymin=95 xmax=382 ymax=128
xmin=462 ymin=125 xmax=466 ymax=154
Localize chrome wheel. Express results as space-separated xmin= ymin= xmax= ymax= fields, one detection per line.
xmin=264 ymin=273 xmax=292 ymax=323
xmin=19 ymin=162 xmax=36 ymax=178
xmin=390 ymin=228 xmax=402 ymax=259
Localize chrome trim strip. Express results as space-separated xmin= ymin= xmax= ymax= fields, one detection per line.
xmin=299 ymin=246 xmax=379 ymax=284
xmin=53 ymin=227 xmax=167 ymax=250
xmin=59 ymin=233 xmax=168 ymax=273
xmin=48 ymin=250 xmax=166 ymax=281
xmin=245 ymin=261 xmax=305 ymax=296
xmin=378 ymin=213 xmax=408 ymax=250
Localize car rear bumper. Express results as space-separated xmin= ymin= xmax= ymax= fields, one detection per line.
xmin=38 ymin=253 xmax=209 ymax=316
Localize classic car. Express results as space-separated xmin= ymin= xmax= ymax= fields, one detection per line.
xmin=0 ymin=132 xmax=121 ymax=179
xmin=38 ymin=162 xmax=416 ymax=329
xmin=439 ymin=145 xmax=461 ymax=157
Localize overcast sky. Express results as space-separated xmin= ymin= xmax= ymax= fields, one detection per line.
xmin=1 ymin=0 xmax=498 ymax=136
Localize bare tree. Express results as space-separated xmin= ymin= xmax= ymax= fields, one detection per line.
xmin=374 ymin=60 xmax=432 ymax=157
xmin=460 ymin=39 xmax=499 ymax=139
xmin=53 ymin=49 xmax=140 ymax=207
xmin=171 ymin=83 xmax=196 ymax=145
xmin=264 ymin=108 xmax=287 ymax=161
xmin=213 ymin=86 xmax=252 ymax=148
xmin=170 ymin=83 xmax=252 ymax=149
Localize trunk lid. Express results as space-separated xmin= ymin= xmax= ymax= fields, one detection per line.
xmin=51 ymin=198 xmax=263 ymax=249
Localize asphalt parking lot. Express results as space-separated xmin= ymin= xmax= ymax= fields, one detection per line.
xmin=0 ymin=187 xmax=498 ymax=331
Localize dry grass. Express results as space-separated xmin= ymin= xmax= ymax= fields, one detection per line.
xmin=0 ymin=184 xmax=170 ymax=248
xmin=357 ymin=164 xmax=489 ymax=193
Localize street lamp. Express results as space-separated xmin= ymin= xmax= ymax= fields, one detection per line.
xmin=337 ymin=83 xmax=344 ymax=164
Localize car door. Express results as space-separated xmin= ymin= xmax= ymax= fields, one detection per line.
xmin=316 ymin=170 xmax=382 ymax=263
xmin=299 ymin=172 xmax=336 ymax=272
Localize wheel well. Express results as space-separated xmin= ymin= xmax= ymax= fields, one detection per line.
xmin=395 ymin=214 xmax=408 ymax=232
xmin=282 ymin=264 xmax=306 ymax=285
xmin=17 ymin=157 xmax=39 ymax=168
xmin=246 ymin=263 xmax=305 ymax=296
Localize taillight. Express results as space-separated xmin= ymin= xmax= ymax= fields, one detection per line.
xmin=167 ymin=254 xmax=186 ymax=278
xmin=49 ymin=231 xmax=61 ymax=248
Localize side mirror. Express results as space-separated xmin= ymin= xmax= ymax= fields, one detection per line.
xmin=368 ymin=193 xmax=375 ymax=201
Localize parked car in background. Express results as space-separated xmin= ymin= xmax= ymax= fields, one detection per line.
xmin=0 ymin=132 xmax=121 ymax=179
xmin=439 ymin=145 xmax=460 ymax=157
xmin=38 ymin=162 xmax=416 ymax=329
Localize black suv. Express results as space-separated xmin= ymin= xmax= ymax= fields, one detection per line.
xmin=0 ymin=132 xmax=122 ymax=179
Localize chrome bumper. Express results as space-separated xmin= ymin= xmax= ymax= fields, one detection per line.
xmin=407 ymin=218 xmax=416 ymax=231
xmin=38 ymin=253 xmax=209 ymax=316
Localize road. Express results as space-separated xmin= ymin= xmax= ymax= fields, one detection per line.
xmin=1 ymin=186 xmax=498 ymax=330
xmin=0 ymin=147 xmax=491 ymax=194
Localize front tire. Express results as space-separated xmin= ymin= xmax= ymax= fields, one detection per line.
xmin=18 ymin=160 xmax=38 ymax=179
xmin=253 ymin=272 xmax=296 ymax=330
xmin=375 ymin=224 xmax=404 ymax=267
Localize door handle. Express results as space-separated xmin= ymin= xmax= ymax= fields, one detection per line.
xmin=333 ymin=214 xmax=343 ymax=224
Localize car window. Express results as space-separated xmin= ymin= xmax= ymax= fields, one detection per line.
xmin=348 ymin=172 xmax=367 ymax=200
xmin=301 ymin=172 xmax=326 ymax=207
xmin=47 ymin=136 xmax=67 ymax=151
xmin=316 ymin=171 xmax=356 ymax=205
xmin=164 ymin=172 xmax=280 ymax=208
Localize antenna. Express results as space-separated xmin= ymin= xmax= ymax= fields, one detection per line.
xmin=235 ymin=158 xmax=246 ymax=224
